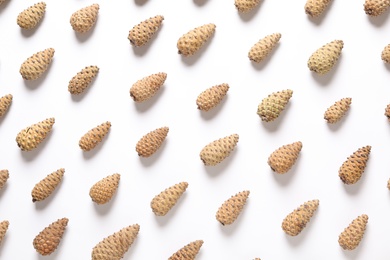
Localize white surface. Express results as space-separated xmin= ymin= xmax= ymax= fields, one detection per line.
xmin=0 ymin=0 xmax=390 ymax=259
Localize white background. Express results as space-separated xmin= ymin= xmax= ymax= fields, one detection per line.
xmin=0 ymin=0 xmax=390 ymax=259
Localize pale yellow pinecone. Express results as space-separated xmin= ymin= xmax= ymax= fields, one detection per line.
xmin=200 ymin=134 xmax=239 ymax=166
xmin=33 ymin=218 xmax=68 ymax=256
xmin=235 ymin=0 xmax=261 ymax=12
xmin=339 ymin=146 xmax=371 ymax=185
xmin=151 ymin=182 xmax=188 ymax=216
xmin=19 ymin=48 xmax=54 ymax=80
xmin=128 ymin=15 xmax=164 ymax=47
xmin=338 ymin=214 xmax=368 ymax=250
xmin=307 ymin=40 xmax=343 ymax=75
xmin=0 ymin=170 xmax=9 ymax=190
xmin=248 ymin=33 xmax=281 ymax=63
xmin=257 ymin=89 xmax=293 ymax=122
xmin=32 ymin=168 xmax=64 ymax=202
xmin=0 ymin=221 xmax=9 ymax=245
xmin=92 ymin=224 xmax=140 ymax=260
xmin=364 ymin=0 xmax=390 ymax=16
xmin=305 ymin=0 xmax=332 ymax=17
xmin=79 ymin=121 xmax=111 ymax=151
xmin=130 ymin=72 xmax=167 ymax=102
xmin=0 ymin=94 xmax=12 ymax=117
xmin=136 ymin=127 xmax=169 ymax=157
xmin=216 ymin=190 xmax=250 ymax=225
xmin=385 ymin=104 xmax=390 ymax=121
xmin=324 ymin=97 xmax=352 ymax=123
xmin=17 ymin=2 xmax=46 ymax=29
xmin=70 ymin=3 xmax=99 ymax=33
xmin=68 ymin=66 xmax=99 ymax=94
xmin=168 ymin=240 xmax=204 ymax=260
xmin=282 ymin=199 xmax=319 ymax=236
xmin=177 ymin=23 xmax=216 ymax=56
xmin=16 ymin=117 xmax=55 ymax=151
xmin=196 ymin=83 xmax=229 ymax=111
xmin=89 ymin=173 xmax=120 ymax=205
xmin=381 ymin=44 xmax=390 ymax=63
xmin=267 ymin=141 xmax=302 ymax=174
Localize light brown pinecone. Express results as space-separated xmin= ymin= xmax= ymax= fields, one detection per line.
xmin=128 ymin=15 xmax=164 ymax=47
xmin=282 ymin=199 xmax=319 ymax=236
xmin=19 ymin=48 xmax=55 ymax=80
xmin=68 ymin=66 xmax=99 ymax=94
xmin=235 ymin=0 xmax=261 ymax=12
xmin=16 ymin=117 xmax=55 ymax=151
xmin=248 ymin=33 xmax=281 ymax=63
xmin=338 ymin=214 xmax=368 ymax=250
xmin=257 ymin=89 xmax=293 ymax=122
xmin=92 ymin=224 xmax=140 ymax=260
xmin=136 ymin=127 xmax=169 ymax=157
xmin=79 ymin=121 xmax=111 ymax=151
xmin=307 ymin=40 xmax=343 ymax=75
xmin=267 ymin=141 xmax=302 ymax=174
xmin=388 ymin=178 xmax=390 ymax=190
xmin=339 ymin=146 xmax=371 ymax=185
xmin=17 ymin=2 xmax=46 ymax=29
xmin=381 ymin=44 xmax=390 ymax=63
xmin=0 ymin=170 xmax=9 ymax=190
xmin=305 ymin=0 xmax=332 ymax=17
xmin=130 ymin=72 xmax=167 ymax=102
xmin=32 ymin=168 xmax=64 ymax=202
xmin=364 ymin=0 xmax=390 ymax=15
xmin=385 ymin=104 xmax=390 ymax=121
xmin=168 ymin=240 xmax=204 ymax=260
xmin=70 ymin=3 xmax=99 ymax=33
xmin=33 ymin=218 xmax=68 ymax=256
xmin=89 ymin=173 xmax=120 ymax=205
xmin=151 ymin=182 xmax=188 ymax=216
xmin=324 ymin=97 xmax=352 ymax=123
xmin=0 ymin=0 xmax=5 ymax=5
xmin=200 ymin=134 xmax=239 ymax=166
xmin=177 ymin=23 xmax=216 ymax=56
xmin=0 ymin=221 xmax=9 ymax=245
xmin=196 ymin=83 xmax=229 ymax=111
xmin=0 ymin=94 xmax=12 ymax=117
xmin=216 ymin=190 xmax=250 ymax=225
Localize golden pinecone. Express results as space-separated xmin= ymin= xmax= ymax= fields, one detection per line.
xmin=254 ymin=258 xmax=261 ymax=260
xmin=248 ymin=33 xmax=281 ymax=63
xmin=0 ymin=94 xmax=12 ymax=117
xmin=385 ymin=104 xmax=390 ymax=121
xmin=267 ymin=141 xmax=302 ymax=174
xmin=68 ymin=65 xmax=99 ymax=94
xmin=282 ymin=199 xmax=319 ymax=236
xmin=216 ymin=190 xmax=250 ymax=225
xmin=324 ymin=97 xmax=351 ymax=123
xmin=381 ymin=44 xmax=390 ymax=63
xmin=168 ymin=240 xmax=204 ymax=260
xmin=70 ymin=3 xmax=99 ymax=33
xmin=89 ymin=173 xmax=120 ymax=205
xmin=151 ymin=182 xmax=188 ymax=216
xmin=92 ymin=224 xmax=140 ymax=260
xmin=235 ymin=0 xmax=261 ymax=12
xmin=33 ymin=218 xmax=68 ymax=256
xmin=200 ymin=134 xmax=239 ymax=166
xmin=32 ymin=168 xmax=64 ymax=202
xmin=307 ymin=40 xmax=343 ymax=75
xmin=364 ymin=0 xmax=390 ymax=16
xmin=128 ymin=15 xmax=164 ymax=47
xmin=339 ymin=146 xmax=371 ymax=185
xmin=338 ymin=214 xmax=368 ymax=250
xmin=16 ymin=117 xmax=55 ymax=151
xmin=0 ymin=170 xmax=9 ymax=190
xmin=0 ymin=221 xmax=9 ymax=245
xmin=135 ymin=127 xmax=169 ymax=157
xmin=257 ymin=89 xmax=293 ymax=122
xmin=17 ymin=2 xmax=46 ymax=29
xmin=177 ymin=23 xmax=216 ymax=56
xmin=19 ymin=48 xmax=55 ymax=80
xmin=130 ymin=72 xmax=167 ymax=102
xmin=196 ymin=83 xmax=229 ymax=111
xmin=305 ymin=0 xmax=332 ymax=17
xmin=79 ymin=121 xmax=111 ymax=151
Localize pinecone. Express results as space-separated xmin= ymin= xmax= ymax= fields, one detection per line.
xmin=68 ymin=65 xmax=99 ymax=94
xmin=196 ymin=83 xmax=229 ymax=111
xmin=338 ymin=214 xmax=368 ymax=250
xmin=70 ymin=3 xmax=99 ymax=33
xmin=130 ymin=72 xmax=167 ymax=102
xmin=151 ymin=182 xmax=188 ymax=216
xmin=216 ymin=190 xmax=250 ymax=225
xmin=248 ymin=33 xmax=281 ymax=63
xmin=0 ymin=94 xmax=12 ymax=117
xmin=32 ymin=168 xmax=64 ymax=202
xmin=16 ymin=117 xmax=55 ymax=151
xmin=168 ymin=240 xmax=203 ymax=260
xmin=339 ymin=146 xmax=371 ymax=185
xmin=0 ymin=170 xmax=9 ymax=190
xmin=177 ymin=23 xmax=216 ymax=56
xmin=282 ymin=199 xmax=319 ymax=236
xmin=17 ymin=2 xmax=46 ymax=29
xmin=324 ymin=97 xmax=352 ymax=123
xmin=128 ymin=15 xmax=164 ymax=47
xmin=135 ymin=127 xmax=169 ymax=157
xmin=364 ymin=0 xmax=390 ymax=16
xmin=235 ymin=0 xmax=261 ymax=12
xmin=307 ymin=40 xmax=343 ymax=75
xmin=381 ymin=44 xmax=390 ymax=63
xmin=79 ymin=121 xmax=111 ymax=151
xmin=257 ymin=89 xmax=293 ymax=122
xmin=19 ymin=48 xmax=55 ymax=80
xmin=305 ymin=0 xmax=332 ymax=17
xmin=0 ymin=221 xmax=9 ymax=244
xmin=267 ymin=141 xmax=302 ymax=174
xmin=200 ymin=134 xmax=239 ymax=166
xmin=385 ymin=104 xmax=390 ymax=121
xmin=387 ymin=177 xmax=390 ymax=190
xmin=33 ymin=218 xmax=68 ymax=255
xmin=89 ymin=173 xmax=120 ymax=205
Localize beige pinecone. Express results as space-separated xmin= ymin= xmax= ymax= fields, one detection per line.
xmin=130 ymin=72 xmax=167 ymax=102
xmin=92 ymin=224 xmax=140 ymax=260
xmin=0 ymin=170 xmax=9 ymax=190
xmin=19 ymin=48 xmax=55 ymax=80
xmin=79 ymin=121 xmax=111 ymax=151
xmin=196 ymin=83 xmax=229 ymax=111
xmin=17 ymin=2 xmax=46 ymax=29
xmin=338 ymin=214 xmax=368 ymax=250
xmin=254 ymin=258 xmax=261 ymax=260
xmin=128 ymin=15 xmax=164 ymax=47
xmin=267 ymin=141 xmax=302 ymax=174
xmin=385 ymin=104 xmax=390 ymax=121
xmin=339 ymin=146 xmax=371 ymax=185
xmin=32 ymin=168 xmax=64 ymax=202
xmin=235 ymin=0 xmax=261 ymax=12
xmin=168 ymin=240 xmax=204 ymax=260
xmin=0 ymin=221 xmax=9 ymax=245
xmin=200 ymin=134 xmax=239 ymax=166
xmin=307 ymin=40 xmax=343 ymax=75
xmin=282 ymin=199 xmax=319 ymax=236
xmin=364 ymin=0 xmax=390 ymax=15
xmin=216 ymin=190 xmax=250 ymax=225
xmin=248 ymin=33 xmax=281 ymax=63
xmin=16 ymin=117 xmax=55 ymax=151
xmin=305 ymin=0 xmax=332 ymax=17
xmin=381 ymin=44 xmax=390 ymax=63
xmin=136 ymin=127 xmax=169 ymax=157
xmin=0 ymin=94 xmax=12 ymax=117
xmin=89 ymin=173 xmax=120 ymax=205
xmin=257 ymin=89 xmax=293 ymax=122
xmin=33 ymin=218 xmax=68 ymax=256
xmin=177 ymin=23 xmax=216 ymax=56
xmin=151 ymin=182 xmax=188 ymax=216
xmin=70 ymin=3 xmax=99 ymax=33
xmin=324 ymin=97 xmax=352 ymax=124
xmin=68 ymin=65 xmax=99 ymax=94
